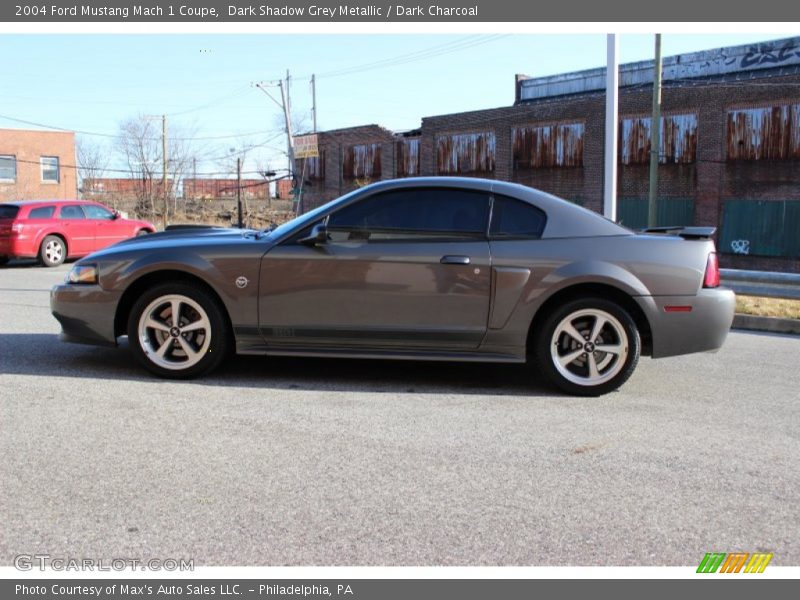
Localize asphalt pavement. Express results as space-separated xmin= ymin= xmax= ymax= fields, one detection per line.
xmin=1 ymin=260 xmax=798 ymax=566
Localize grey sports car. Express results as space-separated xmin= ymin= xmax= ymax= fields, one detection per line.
xmin=50 ymin=177 xmax=735 ymax=396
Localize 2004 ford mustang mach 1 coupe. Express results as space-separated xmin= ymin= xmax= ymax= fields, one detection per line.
xmin=51 ymin=178 xmax=735 ymax=396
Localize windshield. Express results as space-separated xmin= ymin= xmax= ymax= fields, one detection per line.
xmin=266 ymin=187 xmax=365 ymax=240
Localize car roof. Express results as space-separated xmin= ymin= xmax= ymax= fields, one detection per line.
xmin=0 ymin=199 xmax=88 ymax=207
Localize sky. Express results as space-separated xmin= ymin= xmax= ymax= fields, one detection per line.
xmin=1 ymin=33 xmax=795 ymax=177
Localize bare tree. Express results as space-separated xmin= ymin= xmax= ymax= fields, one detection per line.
xmin=76 ymin=137 xmax=109 ymax=202
xmin=116 ymin=115 xmax=197 ymax=224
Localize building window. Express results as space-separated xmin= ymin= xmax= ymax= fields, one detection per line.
xmin=0 ymin=155 xmax=16 ymax=182
xmin=396 ymin=138 xmax=420 ymax=177
xmin=512 ymin=123 xmax=584 ymax=169
xmin=300 ymin=151 xmax=325 ymax=181
xmin=41 ymin=156 xmax=60 ymax=183
xmin=727 ymin=103 xmax=800 ymax=161
xmin=436 ymin=132 xmax=495 ymax=175
xmin=620 ymin=114 xmax=698 ymax=165
xmin=343 ymin=144 xmax=381 ymax=180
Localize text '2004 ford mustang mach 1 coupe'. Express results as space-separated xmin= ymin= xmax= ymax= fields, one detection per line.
xmin=51 ymin=178 xmax=735 ymax=396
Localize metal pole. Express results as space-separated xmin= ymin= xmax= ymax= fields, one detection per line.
xmin=603 ymin=34 xmax=619 ymax=221
xmin=161 ymin=115 xmax=168 ymax=229
xmin=236 ymin=157 xmax=243 ymax=229
xmin=311 ymin=74 xmax=317 ymax=132
xmin=648 ymin=33 xmax=663 ymax=228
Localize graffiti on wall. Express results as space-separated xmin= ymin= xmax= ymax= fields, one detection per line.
xmin=730 ymin=240 xmax=751 ymax=255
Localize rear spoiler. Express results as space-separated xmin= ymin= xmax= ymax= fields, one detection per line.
xmin=640 ymin=226 xmax=716 ymax=240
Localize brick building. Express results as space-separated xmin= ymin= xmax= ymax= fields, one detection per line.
xmin=298 ymin=37 xmax=800 ymax=272
xmin=0 ymin=128 xmax=77 ymax=201
xmin=183 ymin=178 xmax=269 ymax=200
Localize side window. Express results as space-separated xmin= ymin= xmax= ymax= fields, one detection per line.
xmin=83 ymin=205 xmax=114 ymax=220
xmin=327 ymin=188 xmax=489 ymax=242
xmin=59 ymin=205 xmax=86 ymax=220
xmin=490 ymin=195 xmax=547 ymax=239
xmin=28 ymin=206 xmax=56 ymax=219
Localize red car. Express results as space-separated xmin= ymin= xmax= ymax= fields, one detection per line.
xmin=0 ymin=200 xmax=155 ymax=267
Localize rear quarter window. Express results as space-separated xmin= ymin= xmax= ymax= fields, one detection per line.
xmin=28 ymin=206 xmax=56 ymax=219
xmin=0 ymin=205 xmax=20 ymax=219
xmin=490 ymin=195 xmax=547 ymax=239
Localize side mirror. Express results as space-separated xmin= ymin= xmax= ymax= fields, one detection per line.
xmin=112 ymin=211 xmax=121 ymax=220
xmin=298 ymin=224 xmax=328 ymax=246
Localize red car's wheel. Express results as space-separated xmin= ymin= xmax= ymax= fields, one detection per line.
xmin=40 ymin=235 xmax=66 ymax=267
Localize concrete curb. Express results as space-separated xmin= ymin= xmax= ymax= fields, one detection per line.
xmin=733 ymin=314 xmax=800 ymax=335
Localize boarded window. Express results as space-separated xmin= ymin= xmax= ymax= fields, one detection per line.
xmin=436 ymin=132 xmax=495 ymax=175
xmin=343 ymin=143 xmax=381 ymax=180
xmin=617 ymin=197 xmax=695 ymax=230
xmin=396 ymin=138 xmax=420 ymax=177
xmin=512 ymin=123 xmax=584 ymax=169
xmin=300 ymin=151 xmax=325 ymax=181
xmin=727 ymin=104 xmax=800 ymax=161
xmin=620 ymin=114 xmax=698 ymax=165
xmin=720 ymin=199 xmax=800 ymax=257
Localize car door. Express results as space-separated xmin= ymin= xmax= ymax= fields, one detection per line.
xmin=56 ymin=204 xmax=92 ymax=256
xmin=259 ymin=187 xmax=492 ymax=351
xmin=82 ymin=203 xmax=129 ymax=250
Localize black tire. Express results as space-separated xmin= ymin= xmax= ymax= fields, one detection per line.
xmin=40 ymin=235 xmax=66 ymax=267
xmin=533 ymin=297 xmax=640 ymax=396
xmin=127 ymin=282 xmax=231 ymax=379
xmin=0 ymin=256 xmax=9 ymax=266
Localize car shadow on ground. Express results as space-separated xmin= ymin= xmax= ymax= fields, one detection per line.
xmin=0 ymin=333 xmax=557 ymax=397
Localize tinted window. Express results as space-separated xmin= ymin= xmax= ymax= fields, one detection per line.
xmin=59 ymin=205 xmax=85 ymax=220
xmin=490 ymin=195 xmax=547 ymax=239
xmin=328 ymin=188 xmax=489 ymax=238
xmin=28 ymin=206 xmax=56 ymax=219
xmin=0 ymin=204 xmax=20 ymax=219
xmin=83 ymin=204 xmax=114 ymax=219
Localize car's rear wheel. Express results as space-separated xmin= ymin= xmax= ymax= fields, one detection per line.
xmin=127 ymin=282 xmax=230 ymax=379
xmin=0 ymin=256 xmax=9 ymax=266
xmin=40 ymin=235 xmax=66 ymax=267
xmin=534 ymin=297 xmax=640 ymax=396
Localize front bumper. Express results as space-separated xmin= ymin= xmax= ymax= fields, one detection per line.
xmin=50 ymin=283 xmax=122 ymax=347
xmin=636 ymin=288 xmax=736 ymax=359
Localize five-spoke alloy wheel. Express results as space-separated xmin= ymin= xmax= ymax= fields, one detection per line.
xmin=535 ymin=297 xmax=640 ymax=396
xmin=128 ymin=283 xmax=230 ymax=378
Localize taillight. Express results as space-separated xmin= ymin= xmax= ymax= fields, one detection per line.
xmin=10 ymin=222 xmax=23 ymax=236
xmin=703 ymin=252 xmax=720 ymax=288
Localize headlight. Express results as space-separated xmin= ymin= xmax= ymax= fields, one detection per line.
xmin=66 ymin=264 xmax=99 ymax=284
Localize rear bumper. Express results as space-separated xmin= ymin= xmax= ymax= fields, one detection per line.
xmin=0 ymin=236 xmax=37 ymax=258
xmin=50 ymin=283 xmax=121 ymax=347
xmin=636 ymin=288 xmax=736 ymax=358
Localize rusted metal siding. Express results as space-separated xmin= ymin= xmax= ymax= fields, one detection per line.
xmin=300 ymin=151 xmax=325 ymax=181
xmin=436 ymin=132 xmax=495 ymax=175
xmin=512 ymin=122 xmax=584 ymax=169
xmin=343 ymin=143 xmax=381 ymax=180
xmin=396 ymin=138 xmax=420 ymax=177
xmin=619 ymin=113 xmax=698 ymax=165
xmin=727 ymin=103 xmax=800 ymax=161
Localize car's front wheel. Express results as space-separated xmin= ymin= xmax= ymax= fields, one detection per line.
xmin=534 ymin=297 xmax=640 ymax=396
xmin=127 ymin=282 xmax=231 ymax=379
xmin=40 ymin=235 xmax=66 ymax=267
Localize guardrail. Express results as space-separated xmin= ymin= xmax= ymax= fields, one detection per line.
xmin=721 ymin=269 xmax=800 ymax=300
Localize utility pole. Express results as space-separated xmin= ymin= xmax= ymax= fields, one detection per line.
xmin=311 ymin=74 xmax=317 ymax=132
xmin=236 ymin=156 xmax=243 ymax=228
xmin=648 ymin=33 xmax=663 ymax=228
xmin=161 ymin=114 xmax=168 ymax=230
xmin=603 ymin=34 xmax=619 ymax=222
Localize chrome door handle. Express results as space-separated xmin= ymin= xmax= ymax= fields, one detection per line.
xmin=440 ymin=255 xmax=470 ymax=265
